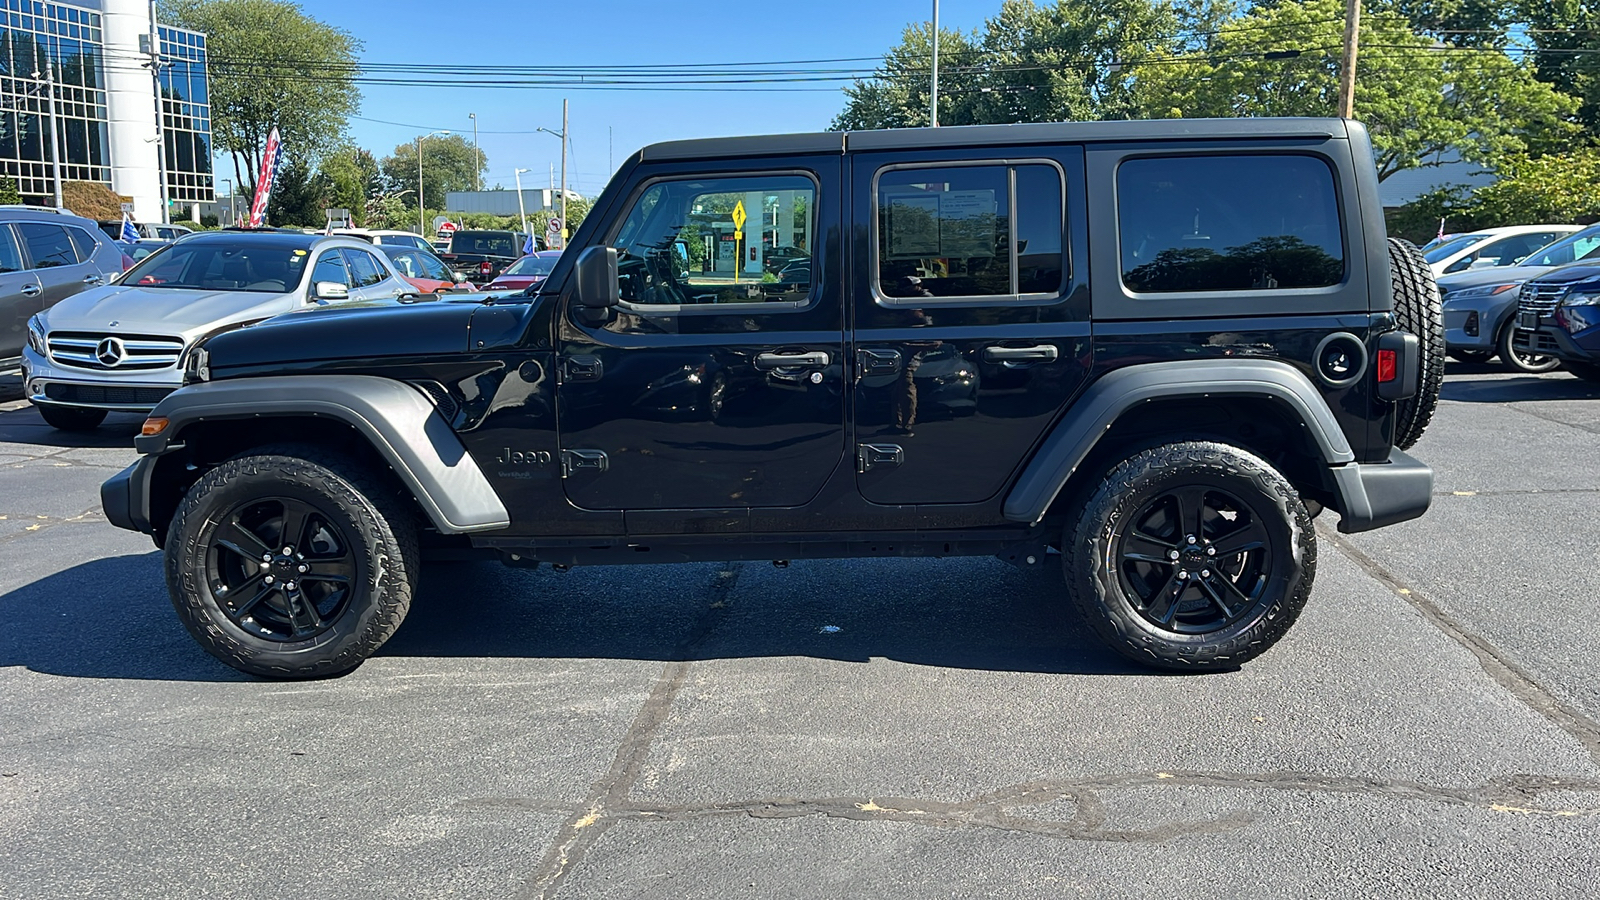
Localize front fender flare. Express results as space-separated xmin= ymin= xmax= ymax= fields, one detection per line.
xmin=133 ymin=375 xmax=510 ymax=534
xmin=1003 ymin=360 xmax=1356 ymax=526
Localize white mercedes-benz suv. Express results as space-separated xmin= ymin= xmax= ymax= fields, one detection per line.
xmin=21 ymin=231 xmax=414 ymax=430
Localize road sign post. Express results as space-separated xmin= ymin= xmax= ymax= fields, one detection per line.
xmin=731 ymin=200 xmax=747 ymax=284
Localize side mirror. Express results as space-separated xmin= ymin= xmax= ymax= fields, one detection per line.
xmin=451 ymin=271 xmax=467 ymax=284
xmin=573 ymin=245 xmax=619 ymax=310
xmin=314 ymin=281 xmax=350 ymax=302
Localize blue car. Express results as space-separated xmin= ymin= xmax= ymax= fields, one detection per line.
xmin=1510 ymin=263 xmax=1600 ymax=384
xmin=1438 ymin=223 xmax=1600 ymax=372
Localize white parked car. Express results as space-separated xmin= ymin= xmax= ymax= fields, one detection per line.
xmin=20 ymin=232 xmax=414 ymax=430
xmin=1422 ymin=225 xmax=1582 ymax=277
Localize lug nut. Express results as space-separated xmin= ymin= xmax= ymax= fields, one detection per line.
xmin=1206 ymin=547 xmax=1216 ymax=556
xmin=264 ymin=575 xmax=275 ymax=584
xmin=297 ymin=564 xmax=309 ymax=573
xmin=1187 ymin=535 xmax=1197 ymax=544
xmin=1168 ymin=550 xmax=1180 ymax=560
xmin=262 ymin=553 xmax=273 ymax=563
xmin=1177 ymin=571 xmax=1188 ymax=580
xmin=284 ymin=581 xmax=296 ymax=592
xmin=282 ymin=546 xmax=294 ymax=555
xmin=1201 ymin=569 xmax=1211 ymax=578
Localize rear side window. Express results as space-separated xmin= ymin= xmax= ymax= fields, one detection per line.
xmin=343 ymin=249 xmax=387 ymax=287
xmin=67 ymin=227 xmax=99 ymax=262
xmin=0 ymin=227 xmax=22 ymax=273
xmin=1117 ymin=155 xmax=1344 ymax=293
xmin=17 ymin=223 xmax=79 ymax=269
xmin=876 ymin=163 xmax=1064 ymax=301
xmin=311 ymin=251 xmax=350 ymax=286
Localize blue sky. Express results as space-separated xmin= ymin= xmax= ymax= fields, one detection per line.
xmin=311 ymin=0 xmax=1001 ymax=196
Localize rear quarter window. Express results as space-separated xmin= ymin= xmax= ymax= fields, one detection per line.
xmin=1117 ymin=154 xmax=1344 ymax=294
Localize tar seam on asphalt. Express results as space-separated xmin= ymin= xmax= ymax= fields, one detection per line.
xmin=1320 ymin=522 xmax=1600 ymax=766
xmin=519 ymin=564 xmax=744 ymax=900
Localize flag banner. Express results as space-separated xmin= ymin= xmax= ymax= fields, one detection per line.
xmin=247 ymin=126 xmax=283 ymax=228
xmin=120 ymin=212 xmax=138 ymax=243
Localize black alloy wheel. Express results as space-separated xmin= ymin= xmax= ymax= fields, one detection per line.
xmin=206 ymin=497 xmax=359 ymax=643
xmin=1113 ymin=484 xmax=1275 ymax=636
xmin=1066 ymin=441 xmax=1315 ymax=670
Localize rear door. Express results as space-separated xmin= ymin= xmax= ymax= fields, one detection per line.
xmin=16 ymin=222 xmax=91 ymax=314
xmin=555 ymin=158 xmax=846 ymax=515
xmin=850 ymin=147 xmax=1093 ymax=505
xmin=0 ymin=227 xmax=43 ymax=359
xmin=341 ymin=247 xmax=405 ymax=301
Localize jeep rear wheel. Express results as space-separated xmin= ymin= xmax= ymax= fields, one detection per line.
xmin=164 ymin=446 xmax=419 ymax=679
xmin=1066 ymin=441 xmax=1315 ymax=671
xmin=1388 ymin=237 xmax=1444 ymax=450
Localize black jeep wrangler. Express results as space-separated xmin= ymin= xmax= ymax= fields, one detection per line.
xmin=103 ymin=118 xmax=1442 ymax=679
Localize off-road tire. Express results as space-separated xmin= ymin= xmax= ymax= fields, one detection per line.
xmin=36 ymin=404 xmax=106 ymax=431
xmin=1388 ymin=237 xmax=1444 ymax=450
xmin=1564 ymin=361 xmax=1600 ymax=384
xmin=164 ymin=445 xmax=419 ymax=679
xmin=1066 ymin=441 xmax=1316 ymax=671
xmin=1496 ymin=320 xmax=1561 ymax=374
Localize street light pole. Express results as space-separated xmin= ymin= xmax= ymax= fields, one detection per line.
xmin=35 ymin=64 xmax=63 ymax=208
xmin=930 ymin=0 xmax=940 ymax=127
xmin=536 ymin=99 xmax=570 ymax=249
xmin=513 ymin=167 xmax=530 ymax=245
xmin=468 ymin=113 xmax=480 ymax=191
xmin=416 ymin=129 xmax=450 ymax=237
xmin=221 ymin=177 xmax=234 ymax=226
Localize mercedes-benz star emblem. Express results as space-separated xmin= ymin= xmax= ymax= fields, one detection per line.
xmin=95 ymin=337 xmax=126 ymax=368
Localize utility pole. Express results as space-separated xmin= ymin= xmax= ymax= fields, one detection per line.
xmin=930 ymin=0 xmax=940 ymax=127
xmin=513 ymin=167 xmax=530 ymax=244
xmin=1338 ymin=0 xmax=1361 ymax=118
xmin=416 ymin=130 xmax=450 ymax=237
xmin=147 ymin=0 xmax=170 ymax=224
xmin=468 ymin=112 xmax=480 ymax=191
xmin=536 ymin=100 xmax=569 ymax=249
xmin=37 ymin=63 xmax=62 ymax=208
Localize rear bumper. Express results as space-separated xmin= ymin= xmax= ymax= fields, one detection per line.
xmin=102 ymin=455 xmax=158 ymax=533
xmin=1330 ymin=448 xmax=1433 ymax=534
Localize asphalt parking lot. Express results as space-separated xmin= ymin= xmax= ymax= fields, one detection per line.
xmin=2 ymin=365 xmax=1599 ymax=899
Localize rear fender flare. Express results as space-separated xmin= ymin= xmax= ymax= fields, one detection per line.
xmin=1003 ymin=360 xmax=1356 ymax=525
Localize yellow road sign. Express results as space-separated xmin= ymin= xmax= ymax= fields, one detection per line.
xmin=731 ymin=200 xmax=747 ymax=231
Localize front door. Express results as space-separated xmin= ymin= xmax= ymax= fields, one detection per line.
xmin=851 ymin=149 xmax=1093 ymax=505
xmin=556 ymin=162 xmax=845 ymax=512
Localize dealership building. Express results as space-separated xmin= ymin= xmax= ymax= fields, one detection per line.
xmin=0 ymin=0 xmax=212 ymax=222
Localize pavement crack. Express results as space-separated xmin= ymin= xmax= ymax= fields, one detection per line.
xmin=1322 ymin=523 xmax=1600 ymax=766
xmin=0 ymin=506 xmax=106 ymax=546
xmin=1502 ymin=401 xmax=1600 ymax=436
xmin=465 ymin=769 xmax=1600 ymax=847
xmin=518 ymin=564 xmax=743 ymax=900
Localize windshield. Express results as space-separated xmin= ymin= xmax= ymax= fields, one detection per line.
xmin=1423 ymin=234 xmax=1486 ymax=264
xmin=1519 ymin=225 xmax=1600 ymax=267
xmin=503 ymin=255 xmax=557 ymax=276
xmin=121 ymin=240 xmax=309 ymax=292
xmin=450 ymin=232 xmax=517 ymax=256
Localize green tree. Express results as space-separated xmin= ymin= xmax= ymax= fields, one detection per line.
xmin=160 ymin=0 xmax=361 ymax=198
xmin=1133 ymin=0 xmax=1576 ymax=180
xmin=0 ymin=175 xmax=21 ymax=205
xmin=317 ymin=147 xmax=377 ymax=227
xmin=832 ymin=21 xmax=980 ymax=129
xmin=266 ymin=158 xmax=322 ymax=226
xmin=379 ymin=134 xmax=486 ymax=211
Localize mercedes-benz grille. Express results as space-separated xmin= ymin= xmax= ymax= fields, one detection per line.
xmin=46 ymin=332 xmax=184 ymax=371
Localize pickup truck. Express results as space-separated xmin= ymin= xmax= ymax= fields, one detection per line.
xmin=440 ymin=230 xmax=527 ymax=284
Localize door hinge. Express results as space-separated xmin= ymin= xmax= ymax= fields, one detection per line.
xmin=561 ymin=449 xmax=609 ymax=477
xmin=857 ymin=348 xmax=901 ymax=378
xmin=562 ymin=355 xmax=603 ymax=382
xmin=857 ymin=443 xmax=904 ymax=473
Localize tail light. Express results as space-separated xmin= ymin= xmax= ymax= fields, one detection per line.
xmin=479 ymin=261 xmax=493 ymax=276
xmin=1376 ymin=349 xmax=1397 ymax=383
xmin=1375 ymin=332 xmax=1419 ymax=401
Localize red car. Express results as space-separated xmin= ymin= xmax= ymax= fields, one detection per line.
xmin=482 ymin=250 xmax=562 ymax=293
xmin=380 ymin=245 xmax=477 ymax=294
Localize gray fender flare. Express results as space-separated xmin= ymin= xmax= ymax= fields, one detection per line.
xmin=138 ymin=375 xmax=510 ymax=534
xmin=1003 ymin=359 xmax=1356 ymax=525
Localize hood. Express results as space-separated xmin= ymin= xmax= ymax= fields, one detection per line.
xmin=204 ymin=297 xmax=486 ymax=372
xmin=1436 ymin=265 xmax=1553 ymax=296
xmin=1527 ymin=262 xmax=1600 ymax=289
xmin=39 ymin=285 xmax=290 ymax=338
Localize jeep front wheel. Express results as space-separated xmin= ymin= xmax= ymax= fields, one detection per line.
xmin=1066 ymin=442 xmax=1315 ymax=671
xmin=164 ymin=446 xmax=419 ymax=679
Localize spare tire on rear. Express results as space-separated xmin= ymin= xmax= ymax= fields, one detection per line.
xmin=1387 ymin=237 xmax=1444 ymax=450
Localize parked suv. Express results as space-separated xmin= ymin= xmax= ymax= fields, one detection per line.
xmin=21 ymin=232 xmax=413 ymax=430
xmin=102 ymin=119 xmax=1441 ymax=679
xmin=1 ymin=205 xmax=124 ymax=372
xmin=1510 ymin=263 xmax=1600 ymax=382
xmin=441 ymin=229 xmax=527 ymax=283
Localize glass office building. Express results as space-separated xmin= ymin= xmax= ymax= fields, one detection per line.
xmin=0 ymin=0 xmax=211 ymax=211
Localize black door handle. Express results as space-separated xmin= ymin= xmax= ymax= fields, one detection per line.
xmin=982 ymin=344 xmax=1059 ymax=363
xmin=755 ymin=350 xmax=829 ymax=369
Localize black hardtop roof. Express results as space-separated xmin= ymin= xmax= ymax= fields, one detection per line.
xmin=638 ymin=117 xmax=1351 ymax=162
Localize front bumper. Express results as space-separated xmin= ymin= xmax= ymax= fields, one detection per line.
xmin=1510 ymin=317 xmax=1600 ymax=364
xmin=21 ymin=346 xmax=180 ymax=413
xmin=1330 ymin=448 xmax=1433 ymax=533
xmin=102 ymin=455 xmax=158 ymax=533
xmin=1442 ymin=293 xmax=1516 ymax=352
